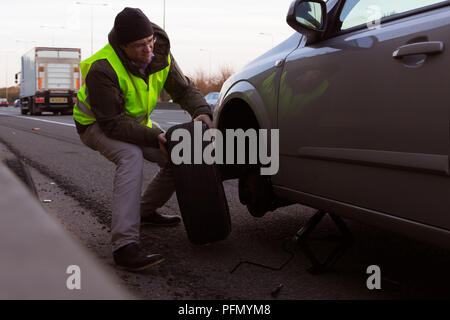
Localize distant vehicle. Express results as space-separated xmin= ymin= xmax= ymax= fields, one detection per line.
xmin=214 ymin=0 xmax=450 ymax=248
xmin=14 ymin=99 xmax=20 ymax=108
xmin=204 ymin=92 xmax=219 ymax=109
xmin=0 ymin=98 xmax=8 ymax=107
xmin=16 ymin=47 xmax=81 ymax=116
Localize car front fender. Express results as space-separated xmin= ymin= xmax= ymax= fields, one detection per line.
xmin=214 ymin=80 xmax=272 ymax=131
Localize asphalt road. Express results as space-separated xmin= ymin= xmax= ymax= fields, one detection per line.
xmin=0 ymin=106 xmax=449 ymax=300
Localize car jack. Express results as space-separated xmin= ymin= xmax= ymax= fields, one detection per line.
xmin=295 ymin=210 xmax=354 ymax=275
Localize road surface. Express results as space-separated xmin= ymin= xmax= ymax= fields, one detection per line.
xmin=0 ymin=106 xmax=449 ymax=300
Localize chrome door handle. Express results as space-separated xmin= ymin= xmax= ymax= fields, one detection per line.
xmin=275 ymin=59 xmax=285 ymax=67
xmin=393 ymin=41 xmax=444 ymax=58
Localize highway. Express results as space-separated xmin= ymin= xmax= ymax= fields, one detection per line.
xmin=0 ymin=106 xmax=449 ymax=299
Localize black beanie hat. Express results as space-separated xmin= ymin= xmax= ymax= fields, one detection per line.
xmin=114 ymin=8 xmax=154 ymax=45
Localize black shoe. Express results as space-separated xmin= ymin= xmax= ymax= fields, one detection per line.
xmin=141 ymin=212 xmax=181 ymax=226
xmin=113 ymin=243 xmax=164 ymax=272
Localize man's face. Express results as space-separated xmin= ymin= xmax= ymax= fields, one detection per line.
xmin=121 ymin=35 xmax=155 ymax=65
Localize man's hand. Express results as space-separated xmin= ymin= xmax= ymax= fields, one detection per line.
xmin=158 ymin=133 xmax=169 ymax=160
xmin=193 ymin=114 xmax=214 ymax=129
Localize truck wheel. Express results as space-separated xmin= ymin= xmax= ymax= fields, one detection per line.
xmin=31 ymin=103 xmax=41 ymax=116
xmin=21 ymin=108 xmax=28 ymax=115
xmin=29 ymin=101 xmax=35 ymax=115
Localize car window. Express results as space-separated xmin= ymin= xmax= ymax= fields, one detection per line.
xmin=339 ymin=0 xmax=448 ymax=31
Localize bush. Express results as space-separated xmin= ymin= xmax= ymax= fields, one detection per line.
xmin=0 ymin=86 xmax=19 ymax=102
xmin=190 ymin=65 xmax=234 ymax=96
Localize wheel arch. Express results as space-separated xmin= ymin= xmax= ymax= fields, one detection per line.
xmin=214 ymin=80 xmax=271 ymax=132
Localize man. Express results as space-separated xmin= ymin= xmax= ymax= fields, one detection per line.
xmin=73 ymin=7 xmax=213 ymax=272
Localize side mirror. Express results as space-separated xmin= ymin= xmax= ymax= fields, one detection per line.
xmin=286 ymin=0 xmax=327 ymax=43
xmin=15 ymin=73 xmax=18 ymax=84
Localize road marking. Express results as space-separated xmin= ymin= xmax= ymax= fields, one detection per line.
xmin=167 ymin=122 xmax=181 ymax=125
xmin=0 ymin=112 xmax=75 ymax=127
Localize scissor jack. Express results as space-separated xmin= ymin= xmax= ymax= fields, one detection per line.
xmin=295 ymin=210 xmax=354 ymax=275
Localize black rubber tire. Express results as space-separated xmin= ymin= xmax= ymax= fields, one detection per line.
xmin=30 ymin=102 xmax=41 ymax=116
xmin=166 ymin=122 xmax=231 ymax=245
xmin=21 ymin=99 xmax=29 ymax=115
xmin=4 ymin=158 xmax=39 ymax=198
xmin=29 ymin=101 xmax=35 ymax=115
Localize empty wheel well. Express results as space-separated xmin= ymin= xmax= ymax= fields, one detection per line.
xmin=217 ymin=99 xmax=260 ymax=131
xmin=216 ymin=99 xmax=261 ymax=181
xmin=217 ymin=99 xmax=287 ymax=216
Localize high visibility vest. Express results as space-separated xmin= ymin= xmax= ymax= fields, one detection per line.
xmin=73 ymin=43 xmax=171 ymax=128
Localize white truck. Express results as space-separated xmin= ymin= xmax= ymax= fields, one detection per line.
xmin=15 ymin=47 xmax=81 ymax=115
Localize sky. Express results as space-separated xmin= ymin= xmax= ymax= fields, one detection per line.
xmin=0 ymin=0 xmax=296 ymax=88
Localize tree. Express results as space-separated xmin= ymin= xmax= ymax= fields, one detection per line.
xmin=0 ymin=86 xmax=19 ymax=102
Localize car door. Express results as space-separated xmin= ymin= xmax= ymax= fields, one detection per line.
xmin=276 ymin=0 xmax=450 ymax=229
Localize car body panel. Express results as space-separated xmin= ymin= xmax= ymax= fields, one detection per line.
xmin=215 ymin=0 xmax=450 ymax=245
xmin=215 ymin=80 xmax=273 ymax=130
xmin=275 ymin=181 xmax=450 ymax=248
xmin=214 ymin=32 xmax=304 ymax=130
xmin=276 ymin=4 xmax=450 ymax=230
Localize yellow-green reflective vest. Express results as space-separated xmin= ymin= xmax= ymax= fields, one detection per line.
xmin=73 ymin=43 xmax=171 ymax=128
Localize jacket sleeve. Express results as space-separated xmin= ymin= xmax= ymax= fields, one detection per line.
xmin=163 ymin=54 xmax=213 ymax=120
xmin=85 ymin=60 xmax=162 ymax=148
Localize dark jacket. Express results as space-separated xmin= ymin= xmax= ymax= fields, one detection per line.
xmin=75 ymin=23 xmax=212 ymax=149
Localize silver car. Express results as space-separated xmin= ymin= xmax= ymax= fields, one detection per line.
xmin=205 ymin=92 xmax=220 ymax=109
xmin=214 ymin=0 xmax=450 ymax=247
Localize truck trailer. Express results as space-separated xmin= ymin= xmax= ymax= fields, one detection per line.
xmin=16 ymin=47 xmax=81 ymax=115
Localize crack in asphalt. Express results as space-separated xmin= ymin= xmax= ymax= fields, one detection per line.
xmin=0 ymin=137 xmax=112 ymax=226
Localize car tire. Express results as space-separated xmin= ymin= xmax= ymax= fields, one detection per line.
xmin=166 ymin=122 xmax=231 ymax=245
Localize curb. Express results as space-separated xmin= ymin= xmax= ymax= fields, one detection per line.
xmin=0 ymin=152 xmax=134 ymax=299
xmin=4 ymin=157 xmax=38 ymax=198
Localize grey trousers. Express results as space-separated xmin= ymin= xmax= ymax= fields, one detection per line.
xmin=79 ymin=122 xmax=175 ymax=252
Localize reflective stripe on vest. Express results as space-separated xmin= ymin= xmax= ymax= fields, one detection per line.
xmin=76 ymin=98 xmax=95 ymax=118
xmin=76 ymin=96 xmax=147 ymax=124
xmin=73 ymin=44 xmax=171 ymax=128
